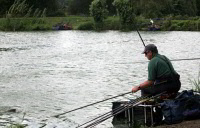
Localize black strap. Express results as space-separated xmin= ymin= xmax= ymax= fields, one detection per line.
xmin=156 ymin=55 xmax=176 ymax=80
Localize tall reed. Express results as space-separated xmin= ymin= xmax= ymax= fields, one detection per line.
xmin=2 ymin=0 xmax=48 ymax=31
xmin=190 ymin=65 xmax=200 ymax=92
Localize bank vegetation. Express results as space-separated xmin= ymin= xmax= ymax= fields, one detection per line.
xmin=0 ymin=0 xmax=200 ymax=31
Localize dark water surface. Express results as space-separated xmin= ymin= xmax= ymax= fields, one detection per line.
xmin=0 ymin=31 xmax=200 ymax=128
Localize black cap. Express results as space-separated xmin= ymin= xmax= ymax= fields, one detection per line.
xmin=142 ymin=44 xmax=158 ymax=54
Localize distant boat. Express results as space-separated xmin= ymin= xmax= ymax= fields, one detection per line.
xmin=52 ymin=23 xmax=72 ymax=30
xmin=148 ymin=24 xmax=161 ymax=31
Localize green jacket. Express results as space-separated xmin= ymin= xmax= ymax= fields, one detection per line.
xmin=148 ymin=53 xmax=178 ymax=81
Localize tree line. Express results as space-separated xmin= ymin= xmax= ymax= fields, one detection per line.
xmin=1 ymin=0 xmax=200 ymax=18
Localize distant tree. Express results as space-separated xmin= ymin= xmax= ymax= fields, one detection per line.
xmin=137 ymin=0 xmax=163 ymax=18
xmin=67 ymin=0 xmax=93 ymax=15
xmin=184 ymin=0 xmax=197 ymax=16
xmin=106 ymin=0 xmax=116 ymax=15
xmin=26 ymin=0 xmax=60 ymax=16
xmin=113 ymin=0 xmax=136 ymax=25
xmin=0 ymin=0 xmax=15 ymax=17
xmin=90 ymin=0 xmax=108 ymax=23
xmin=197 ymin=0 xmax=200 ymax=16
xmin=173 ymin=0 xmax=197 ymax=16
xmin=159 ymin=0 xmax=174 ymax=16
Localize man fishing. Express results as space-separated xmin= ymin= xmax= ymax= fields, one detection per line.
xmin=132 ymin=44 xmax=181 ymax=96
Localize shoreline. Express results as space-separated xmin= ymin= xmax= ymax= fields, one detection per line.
xmin=154 ymin=119 xmax=200 ymax=128
xmin=0 ymin=16 xmax=200 ymax=31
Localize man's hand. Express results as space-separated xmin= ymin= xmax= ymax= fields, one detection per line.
xmin=132 ymin=85 xmax=140 ymax=93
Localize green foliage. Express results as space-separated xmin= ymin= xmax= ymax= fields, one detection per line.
xmin=113 ymin=0 xmax=136 ymax=25
xmin=181 ymin=21 xmax=196 ymax=31
xmin=47 ymin=10 xmax=65 ymax=17
xmin=140 ymin=0 xmax=163 ymax=18
xmin=89 ymin=0 xmax=108 ymax=23
xmin=2 ymin=18 xmax=25 ymax=31
xmin=7 ymin=123 xmax=25 ymax=128
xmin=1 ymin=15 xmax=200 ymax=31
xmin=189 ymin=66 xmax=200 ymax=92
xmin=6 ymin=0 xmax=48 ymax=18
xmin=67 ymin=0 xmax=93 ymax=15
xmin=0 ymin=17 xmax=48 ymax=31
xmin=33 ymin=8 xmax=40 ymax=17
xmin=77 ymin=22 xmax=94 ymax=30
xmin=7 ymin=0 xmax=29 ymax=17
xmin=173 ymin=0 xmax=197 ymax=16
xmin=41 ymin=8 xmax=47 ymax=18
xmin=104 ymin=16 xmax=120 ymax=30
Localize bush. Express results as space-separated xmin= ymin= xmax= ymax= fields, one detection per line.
xmin=1 ymin=18 xmax=26 ymax=31
xmin=7 ymin=124 xmax=25 ymax=128
xmin=89 ymin=0 xmax=108 ymax=23
xmin=169 ymin=23 xmax=180 ymax=31
xmin=0 ymin=18 xmax=50 ymax=31
xmin=181 ymin=21 xmax=197 ymax=31
xmin=104 ymin=17 xmax=120 ymax=30
xmin=47 ymin=10 xmax=66 ymax=17
xmin=189 ymin=67 xmax=200 ymax=92
xmin=77 ymin=22 xmax=94 ymax=30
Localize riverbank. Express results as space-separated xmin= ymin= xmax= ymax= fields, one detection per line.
xmin=0 ymin=16 xmax=200 ymax=31
xmin=154 ymin=119 xmax=200 ymax=128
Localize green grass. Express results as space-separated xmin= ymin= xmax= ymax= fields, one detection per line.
xmin=190 ymin=69 xmax=200 ymax=92
xmin=7 ymin=124 xmax=25 ymax=128
xmin=0 ymin=16 xmax=94 ymax=31
xmin=0 ymin=16 xmax=200 ymax=31
xmin=189 ymin=65 xmax=200 ymax=92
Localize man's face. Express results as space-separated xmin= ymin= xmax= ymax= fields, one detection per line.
xmin=144 ymin=51 xmax=153 ymax=60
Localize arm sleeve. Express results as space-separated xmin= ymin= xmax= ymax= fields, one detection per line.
xmin=148 ymin=61 xmax=157 ymax=81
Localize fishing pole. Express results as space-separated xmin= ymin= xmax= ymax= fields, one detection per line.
xmin=53 ymin=91 xmax=132 ymax=118
xmin=134 ymin=23 xmax=146 ymax=47
xmin=133 ymin=57 xmax=200 ymax=64
xmin=77 ymin=81 xmax=169 ymax=127
xmin=78 ymin=97 xmax=147 ymax=128
xmin=87 ymin=92 xmax=166 ymax=128
xmin=76 ymin=95 xmax=149 ymax=128
xmin=136 ymin=28 xmax=146 ymax=47
xmin=79 ymin=92 xmax=166 ymax=128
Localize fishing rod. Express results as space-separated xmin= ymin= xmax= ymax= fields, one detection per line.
xmin=133 ymin=57 xmax=200 ymax=64
xmin=86 ymin=94 xmax=164 ymax=128
xmin=136 ymin=28 xmax=146 ymax=47
xmin=76 ymin=95 xmax=149 ymax=128
xmin=53 ymin=91 xmax=132 ymax=118
xmin=133 ymin=23 xmax=146 ymax=47
xmin=76 ymin=81 xmax=169 ymax=127
xmin=78 ymin=97 xmax=147 ymax=128
xmin=79 ymin=92 xmax=166 ymax=128
xmin=85 ymin=92 xmax=166 ymax=128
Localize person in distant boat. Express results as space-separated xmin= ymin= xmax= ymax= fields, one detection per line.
xmin=132 ymin=44 xmax=181 ymax=96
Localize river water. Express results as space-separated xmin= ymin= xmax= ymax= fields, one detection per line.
xmin=0 ymin=31 xmax=200 ymax=128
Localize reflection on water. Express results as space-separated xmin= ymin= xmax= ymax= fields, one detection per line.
xmin=0 ymin=31 xmax=200 ymax=127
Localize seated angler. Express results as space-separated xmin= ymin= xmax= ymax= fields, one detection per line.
xmin=132 ymin=44 xmax=181 ymax=96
